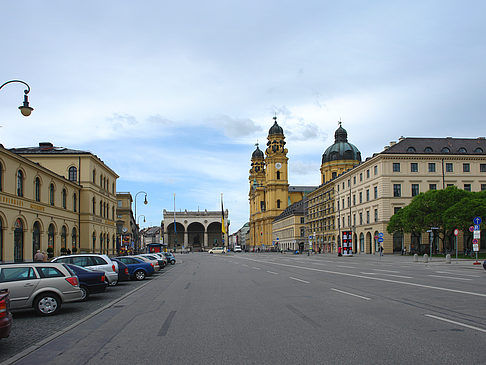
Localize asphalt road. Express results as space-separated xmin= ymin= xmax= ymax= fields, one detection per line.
xmin=4 ymin=253 xmax=486 ymax=365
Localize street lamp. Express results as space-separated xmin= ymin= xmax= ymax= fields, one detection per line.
xmin=137 ymin=215 xmax=146 ymax=225
xmin=0 ymin=80 xmax=34 ymax=116
xmin=134 ymin=191 xmax=148 ymax=253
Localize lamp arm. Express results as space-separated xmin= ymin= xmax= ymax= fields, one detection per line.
xmin=0 ymin=80 xmax=31 ymax=95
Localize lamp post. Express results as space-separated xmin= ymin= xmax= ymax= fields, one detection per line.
xmin=134 ymin=191 xmax=148 ymax=253
xmin=137 ymin=215 xmax=146 ymax=250
xmin=0 ymin=80 xmax=34 ymax=116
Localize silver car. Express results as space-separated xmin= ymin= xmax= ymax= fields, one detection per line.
xmin=0 ymin=263 xmax=83 ymax=316
xmin=51 ymin=254 xmax=119 ymax=286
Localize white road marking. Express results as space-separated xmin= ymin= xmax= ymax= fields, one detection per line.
xmin=252 ymin=267 xmax=261 ymax=270
xmin=425 ymin=314 xmax=486 ymax=333
xmin=266 ymin=271 xmax=278 ymax=275
xmin=331 ymin=288 xmax=371 ymax=301
xmin=435 ymin=271 xmax=481 ymax=278
xmin=233 ymin=257 xmax=486 ymax=298
xmin=428 ymin=275 xmax=471 ymax=281
xmin=289 ymin=277 xmax=310 ymax=284
xmin=361 ymin=272 xmax=413 ymax=279
xmin=336 ymin=265 xmax=356 ymax=269
xmin=373 ymin=269 xmax=401 ymax=273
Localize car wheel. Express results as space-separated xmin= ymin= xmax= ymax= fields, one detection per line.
xmin=134 ymin=270 xmax=146 ymax=281
xmin=109 ymin=279 xmax=118 ymax=286
xmin=170 ymin=260 xmax=175 ymax=265
xmin=34 ymin=293 xmax=61 ymax=316
xmin=79 ymin=286 xmax=89 ymax=301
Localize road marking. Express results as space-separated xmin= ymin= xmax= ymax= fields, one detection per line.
xmin=331 ymin=288 xmax=371 ymax=301
xmin=435 ymin=271 xmax=480 ymax=278
xmin=252 ymin=267 xmax=261 ymax=270
xmin=266 ymin=271 xmax=278 ymax=275
xmin=289 ymin=277 xmax=310 ymax=284
xmin=233 ymin=257 xmax=486 ymax=298
xmin=373 ymin=269 xmax=401 ymax=273
xmin=428 ymin=275 xmax=471 ymax=281
xmin=361 ymin=272 xmax=413 ymax=279
xmin=425 ymin=314 xmax=486 ymax=333
xmin=336 ymin=265 xmax=356 ymax=269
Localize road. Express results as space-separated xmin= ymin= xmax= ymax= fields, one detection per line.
xmin=4 ymin=253 xmax=486 ymax=365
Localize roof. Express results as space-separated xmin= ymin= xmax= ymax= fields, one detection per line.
xmin=10 ymin=142 xmax=91 ymax=155
xmin=381 ymin=137 xmax=486 ymax=155
xmin=274 ymin=199 xmax=306 ymax=222
xmin=322 ymin=124 xmax=361 ymax=163
xmin=268 ymin=116 xmax=284 ymax=136
xmin=289 ymin=186 xmax=317 ymax=193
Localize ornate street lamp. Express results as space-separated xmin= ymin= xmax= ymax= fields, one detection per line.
xmin=134 ymin=191 xmax=148 ymax=253
xmin=0 ymin=80 xmax=34 ymax=116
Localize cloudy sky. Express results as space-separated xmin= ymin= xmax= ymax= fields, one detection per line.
xmin=1 ymin=1 xmax=485 ymax=232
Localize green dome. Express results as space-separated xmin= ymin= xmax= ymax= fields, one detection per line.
xmin=322 ymin=125 xmax=361 ymax=163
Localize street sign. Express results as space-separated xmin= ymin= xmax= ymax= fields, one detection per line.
xmin=378 ymin=238 xmax=383 ymax=243
xmin=309 ymin=235 xmax=312 ymax=239
xmin=473 ymin=244 xmax=479 ymax=251
xmin=474 ymin=225 xmax=480 ymax=231
xmin=472 ymin=238 xmax=478 ymax=244
xmin=453 ymin=229 xmax=459 ymax=236
xmin=469 ymin=226 xmax=475 ymax=232
xmin=378 ymin=233 xmax=384 ymax=238
xmin=474 ymin=230 xmax=481 ymax=239
xmin=473 ymin=217 xmax=482 ymax=225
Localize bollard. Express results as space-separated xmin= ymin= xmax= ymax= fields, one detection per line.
xmin=446 ymin=254 xmax=451 ymax=264
xmin=423 ymin=253 xmax=428 ymax=263
xmin=413 ymin=253 xmax=418 ymax=262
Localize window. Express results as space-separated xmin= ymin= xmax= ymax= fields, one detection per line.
xmin=411 ymin=184 xmax=419 ymax=197
xmin=347 ymin=179 xmax=350 ymax=188
xmin=353 ymin=195 xmax=356 ymax=205
xmin=393 ymin=163 xmax=400 ymax=172
xmin=68 ymin=166 xmax=77 ymax=182
xmin=446 ymin=163 xmax=453 ymax=172
xmin=366 ymin=211 xmax=370 ymax=224
xmin=112 ymin=182 xmax=115 ymax=194
xmin=17 ymin=170 xmax=23 ymax=197
xmin=353 ymin=214 xmax=356 ymax=226
xmin=360 ymin=173 xmax=363 ymax=182
xmin=37 ymin=267 xmax=64 ymax=278
xmin=424 ymin=147 xmax=433 ymax=153
xmin=277 ymin=199 xmax=281 ymax=209
xmin=0 ymin=162 xmax=2 ymax=191
xmin=72 ymin=228 xmax=77 ymax=250
xmin=300 ymin=228 xmax=305 ymax=237
xmin=92 ymin=169 xmax=96 ymax=183
xmin=441 ymin=147 xmax=450 ymax=153
xmin=359 ymin=192 xmax=362 ymax=203
xmin=374 ymin=186 xmax=378 ymax=199
xmin=260 ymin=201 xmax=265 ymax=211
xmin=332 ymin=172 xmax=337 ymax=179
xmin=117 ymin=200 xmax=122 ymax=208
xmin=411 ymin=163 xmax=418 ymax=172
xmin=0 ymin=267 xmax=36 ymax=282
xmin=92 ymin=198 xmax=96 ymax=214
xmin=393 ymin=184 xmax=401 ymax=197
xmin=428 ymin=163 xmax=436 ymax=172
xmin=359 ymin=213 xmax=363 ymax=225
xmin=100 ymin=175 xmax=103 ymax=187
xmin=475 ymin=147 xmax=484 ymax=153
xmin=276 ymin=171 xmax=280 ymax=180
xmin=366 ymin=189 xmax=370 ymax=201
xmin=447 ymin=184 xmax=454 ymax=187
xmin=353 ymin=176 xmax=356 ymax=184
xmin=407 ymin=147 xmax=416 ymax=152
xmin=458 ymin=147 xmax=467 ymax=153
xmin=342 ymin=182 xmax=345 ymax=189
xmin=374 ymin=166 xmax=378 ymax=175
xmin=62 ymin=189 xmax=67 ymax=209
xmin=374 ymin=209 xmax=378 ymax=222
xmin=429 ymin=184 xmax=437 ymax=190
xmin=49 ymin=184 xmax=55 ymax=205
xmin=481 ymin=184 xmax=486 ymax=191
xmin=73 ymin=193 xmax=77 ymax=212
xmin=464 ymin=184 xmax=471 ymax=192
xmin=300 ymin=217 xmax=305 ymax=224
xmin=337 ymin=201 xmax=339 ymax=210
xmin=481 ymin=164 xmax=486 ymax=172
xmin=35 ymin=177 xmax=41 ymax=202
xmin=463 ymin=163 xmax=470 ymax=172
xmin=99 ymin=201 xmax=102 ymax=216
xmin=366 ymin=170 xmax=370 ymax=178
xmin=394 ymin=207 xmax=401 ymax=214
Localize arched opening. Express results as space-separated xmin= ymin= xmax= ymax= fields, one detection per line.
xmin=33 ymin=221 xmax=41 ymax=258
xmin=72 ymin=228 xmax=77 ymax=252
xmin=353 ymin=233 xmax=358 ymax=253
xmin=207 ymin=222 xmax=223 ymax=247
xmin=14 ymin=218 xmax=24 ymax=262
xmin=393 ymin=232 xmax=404 ymax=253
xmin=366 ymin=232 xmax=372 ymax=254
xmin=0 ymin=217 xmax=3 ymax=262
xmin=47 ymin=223 xmax=55 ymax=258
xmin=92 ymin=232 xmax=96 ymax=253
xmin=359 ymin=233 xmax=364 ymax=252
xmin=187 ymin=222 xmax=205 ymax=252
xmin=61 ymin=226 xmax=67 ymax=251
xmin=100 ymin=233 xmax=104 ymax=254
xmin=167 ymin=222 xmax=185 ymax=251
xmin=411 ymin=232 xmax=422 ymax=254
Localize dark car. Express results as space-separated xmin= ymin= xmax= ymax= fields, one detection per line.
xmin=111 ymin=258 xmax=130 ymax=282
xmin=115 ymin=257 xmax=155 ymax=281
xmin=0 ymin=289 xmax=12 ymax=338
xmin=163 ymin=252 xmax=176 ymax=265
xmin=483 ymin=260 xmax=486 ymax=271
xmin=66 ymin=264 xmax=107 ymax=301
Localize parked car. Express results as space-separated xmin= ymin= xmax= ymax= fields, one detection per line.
xmin=234 ymin=246 xmax=242 ymax=252
xmin=140 ymin=253 xmax=166 ymax=269
xmin=115 ymin=257 xmax=155 ymax=281
xmin=208 ymin=247 xmax=225 ymax=254
xmin=51 ymin=254 xmax=119 ymax=286
xmin=110 ymin=258 xmax=131 ymax=282
xmin=0 ymin=289 xmax=12 ymax=338
xmin=163 ymin=252 xmax=176 ymax=265
xmin=0 ymin=263 xmax=83 ymax=316
xmin=132 ymin=255 xmax=160 ymax=271
xmin=65 ymin=264 xmax=107 ymax=301
xmin=152 ymin=253 xmax=168 ymax=266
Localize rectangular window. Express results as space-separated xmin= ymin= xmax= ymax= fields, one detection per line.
xmin=260 ymin=201 xmax=265 ymax=211
xmin=393 ymin=163 xmax=400 ymax=172
xmin=366 ymin=170 xmax=370 ymax=178
xmin=366 ymin=189 xmax=370 ymax=201
xmin=446 ymin=163 xmax=453 ymax=172
xmin=276 ymin=171 xmax=280 ymax=180
xmin=360 ymin=173 xmax=363 ymax=182
xmin=353 ymin=214 xmax=356 ymax=226
xmin=300 ymin=217 xmax=305 ymax=224
xmin=464 ymin=184 xmax=471 ymax=192
xmin=117 ymin=200 xmax=122 ymax=207
xmin=481 ymin=164 xmax=486 ymax=172
xmin=276 ymin=200 xmax=281 ymax=208
xmin=394 ymin=207 xmax=401 ymax=214
xmin=366 ymin=211 xmax=370 ymax=224
xmin=374 ymin=186 xmax=378 ymax=199
xmin=374 ymin=166 xmax=378 ymax=175
xmin=428 ymin=163 xmax=436 ymax=172
xmin=393 ymin=184 xmax=401 ymax=197
xmin=481 ymin=184 xmax=486 ymax=191
xmin=374 ymin=209 xmax=378 ymax=222
xmin=353 ymin=195 xmax=356 ymax=205
xmin=359 ymin=213 xmax=363 ymax=225
xmin=412 ymin=184 xmax=419 ymax=197
xmin=429 ymin=184 xmax=437 ymax=190
xmin=411 ymin=163 xmax=418 ymax=172
xmin=463 ymin=163 xmax=470 ymax=172
xmin=359 ymin=192 xmax=362 ymax=203
xmin=353 ymin=176 xmax=356 ymax=184
xmin=348 ymin=179 xmax=350 ymax=188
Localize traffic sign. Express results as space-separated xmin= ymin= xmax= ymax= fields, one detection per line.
xmin=378 ymin=233 xmax=384 ymax=238
xmin=474 ymin=230 xmax=481 ymax=239
xmin=469 ymin=226 xmax=475 ymax=232
xmin=453 ymin=229 xmax=459 ymax=236
xmin=474 ymin=225 xmax=480 ymax=231
xmin=378 ymin=238 xmax=384 ymax=243
xmin=472 ymin=238 xmax=478 ymax=244
xmin=473 ymin=217 xmax=482 ymax=225
xmin=308 ymin=235 xmax=312 ymax=239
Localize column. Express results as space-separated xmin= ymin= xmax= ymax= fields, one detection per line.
xmin=204 ymin=230 xmax=208 ymax=248
xmin=184 ymin=231 xmax=188 ymax=247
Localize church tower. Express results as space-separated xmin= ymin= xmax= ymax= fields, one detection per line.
xmin=248 ymin=143 xmax=265 ymax=248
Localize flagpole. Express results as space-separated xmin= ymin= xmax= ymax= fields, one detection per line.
xmin=221 ymin=193 xmax=225 ymax=251
xmin=173 ymin=193 xmax=177 ymax=253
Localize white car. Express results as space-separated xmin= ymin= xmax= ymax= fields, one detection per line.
xmin=208 ymin=247 xmax=225 ymax=254
xmin=234 ymin=246 xmax=242 ymax=252
xmin=52 ymin=254 xmax=119 ymax=286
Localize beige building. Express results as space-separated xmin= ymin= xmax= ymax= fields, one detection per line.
xmin=0 ymin=145 xmax=79 ymax=262
xmin=272 ymin=199 xmax=307 ymax=252
xmin=116 ymin=192 xmax=138 ymax=252
xmin=10 ymin=142 xmax=119 ymax=256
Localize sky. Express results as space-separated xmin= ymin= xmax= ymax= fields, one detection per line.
xmin=1 ymin=1 xmax=486 ymax=233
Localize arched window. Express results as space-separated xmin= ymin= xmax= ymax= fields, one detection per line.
xmin=61 ymin=226 xmax=67 ymax=249
xmin=475 ymin=147 xmax=484 ymax=153
xmin=99 ymin=201 xmax=102 ymax=216
xmin=48 ymin=224 xmax=55 ymax=257
xmin=32 ymin=221 xmax=41 ymax=259
xmin=68 ymin=166 xmax=77 ymax=182
xmin=407 ymin=146 xmax=416 ymax=152
xmin=441 ymin=147 xmax=450 ymax=153
xmin=424 ymin=147 xmax=433 ymax=153
xmin=73 ymin=193 xmax=77 ymax=212
xmin=49 ymin=183 xmax=55 ymax=205
xmin=276 ymin=171 xmax=280 ymax=180
xmin=92 ymin=198 xmax=96 ymax=214
xmin=72 ymin=228 xmax=77 ymax=251
xmin=14 ymin=218 xmax=24 ymax=262
xmin=457 ymin=147 xmax=467 ymax=153
xmin=62 ymin=189 xmax=67 ymax=209
xmin=35 ymin=177 xmax=41 ymax=202
xmin=17 ymin=170 xmax=24 ymax=197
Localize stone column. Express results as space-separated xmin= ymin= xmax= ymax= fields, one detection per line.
xmin=164 ymin=232 xmax=169 ymax=247
xmin=184 ymin=231 xmax=188 ymax=247
xmin=204 ymin=230 xmax=208 ymax=247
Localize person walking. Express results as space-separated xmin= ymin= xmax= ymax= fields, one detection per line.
xmin=379 ymin=244 xmax=384 ymax=257
xmin=42 ymin=251 xmax=48 ymax=262
xmin=34 ymin=250 xmax=44 ymax=262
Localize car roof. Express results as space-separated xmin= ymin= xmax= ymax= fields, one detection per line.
xmin=0 ymin=262 xmax=67 ymax=268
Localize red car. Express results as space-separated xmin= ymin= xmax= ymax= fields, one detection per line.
xmin=0 ymin=289 xmax=12 ymax=338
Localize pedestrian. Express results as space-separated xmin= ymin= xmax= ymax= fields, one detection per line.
xmin=42 ymin=251 xmax=48 ymax=262
xmin=380 ymin=244 xmax=384 ymax=256
xmin=338 ymin=246 xmax=342 ymax=256
xmin=34 ymin=250 xmax=44 ymax=262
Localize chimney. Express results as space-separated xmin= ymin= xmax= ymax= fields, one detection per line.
xmin=39 ymin=142 xmax=54 ymax=150
xmin=389 ymin=141 xmax=396 ymax=147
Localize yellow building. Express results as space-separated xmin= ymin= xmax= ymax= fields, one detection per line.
xmin=272 ymin=199 xmax=307 ymax=252
xmin=248 ymin=117 xmax=315 ymax=250
xmin=10 ymin=142 xmax=119 ymax=256
xmin=116 ymin=192 xmax=137 ymax=253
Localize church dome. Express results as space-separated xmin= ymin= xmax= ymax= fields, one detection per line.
xmin=268 ymin=116 xmax=284 ymax=136
xmin=322 ymin=124 xmax=361 ymax=164
xmin=252 ymin=145 xmax=264 ymax=159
